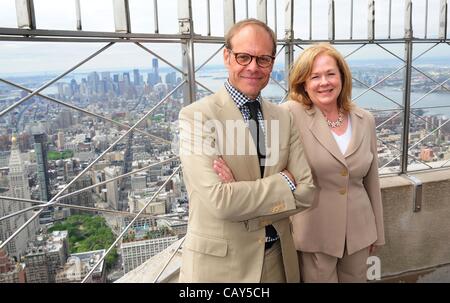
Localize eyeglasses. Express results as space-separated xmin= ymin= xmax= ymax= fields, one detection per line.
xmin=227 ymin=49 xmax=275 ymax=68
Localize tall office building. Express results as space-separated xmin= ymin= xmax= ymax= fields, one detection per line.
xmin=33 ymin=132 xmax=51 ymax=202
xmin=56 ymin=131 xmax=65 ymax=151
xmin=104 ymin=166 xmax=121 ymax=210
xmin=133 ymin=69 xmax=141 ymax=86
xmin=0 ymin=136 xmax=37 ymax=259
xmin=147 ymin=59 xmax=161 ymax=86
xmin=33 ymin=131 xmax=52 ymax=224
xmin=152 ymin=58 xmax=158 ymax=75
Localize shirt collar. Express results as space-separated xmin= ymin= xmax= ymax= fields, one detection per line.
xmin=224 ymin=79 xmax=262 ymax=110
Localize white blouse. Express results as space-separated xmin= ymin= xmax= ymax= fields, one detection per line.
xmin=331 ymin=115 xmax=352 ymax=155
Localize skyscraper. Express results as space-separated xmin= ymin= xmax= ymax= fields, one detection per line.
xmin=133 ymin=69 xmax=141 ymax=86
xmin=33 ymin=131 xmax=53 ymax=224
xmin=33 ymin=132 xmax=51 ymax=202
xmin=152 ymin=58 xmax=158 ymax=75
xmin=147 ymin=59 xmax=161 ymax=86
xmin=57 ymin=131 xmax=65 ymax=151
xmin=0 ymin=136 xmax=37 ymax=259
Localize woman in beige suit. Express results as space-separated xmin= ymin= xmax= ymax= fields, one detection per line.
xmin=281 ymin=43 xmax=385 ymax=282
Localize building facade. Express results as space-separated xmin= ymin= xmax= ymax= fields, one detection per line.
xmin=121 ymin=234 xmax=178 ymax=274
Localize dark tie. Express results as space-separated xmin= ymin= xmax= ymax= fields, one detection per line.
xmin=244 ymin=101 xmax=266 ymax=176
xmin=244 ymin=101 xmax=278 ymax=249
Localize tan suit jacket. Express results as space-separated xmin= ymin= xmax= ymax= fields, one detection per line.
xmin=282 ymin=101 xmax=385 ymax=258
xmin=178 ymin=87 xmax=315 ymax=282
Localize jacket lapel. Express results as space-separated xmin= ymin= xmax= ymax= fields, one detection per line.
xmin=306 ymin=106 xmax=347 ymax=167
xmin=344 ymin=108 xmax=364 ymax=158
xmin=215 ymin=87 xmax=261 ymax=180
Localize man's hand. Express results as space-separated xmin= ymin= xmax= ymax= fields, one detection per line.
xmin=213 ymin=157 xmax=236 ymax=183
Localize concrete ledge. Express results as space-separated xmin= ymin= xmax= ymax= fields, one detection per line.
xmin=377 ymin=170 xmax=450 ymax=278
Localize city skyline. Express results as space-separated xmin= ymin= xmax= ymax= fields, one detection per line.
xmin=1 ymin=0 xmax=450 ymax=74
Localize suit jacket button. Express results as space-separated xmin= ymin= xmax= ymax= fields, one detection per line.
xmin=341 ymin=169 xmax=348 ymax=176
xmin=339 ymin=188 xmax=347 ymax=195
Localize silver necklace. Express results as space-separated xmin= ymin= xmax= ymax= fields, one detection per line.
xmin=325 ymin=110 xmax=344 ymax=128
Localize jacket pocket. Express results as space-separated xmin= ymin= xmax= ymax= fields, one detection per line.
xmin=184 ymin=232 xmax=228 ymax=257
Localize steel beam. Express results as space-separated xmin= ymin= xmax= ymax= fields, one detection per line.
xmin=223 ymin=0 xmax=235 ymax=35
xmin=439 ymin=0 xmax=448 ymax=40
xmin=368 ymin=0 xmax=375 ymax=41
xmin=285 ymin=0 xmax=294 ymax=85
xmin=15 ymin=0 xmax=35 ymax=30
xmin=256 ymin=0 xmax=267 ymax=24
xmin=113 ymin=0 xmax=131 ymax=33
xmin=178 ymin=0 xmax=196 ymax=106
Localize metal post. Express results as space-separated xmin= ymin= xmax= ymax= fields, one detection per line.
xmin=15 ymin=0 xmax=35 ymax=30
xmin=75 ymin=0 xmax=82 ymax=30
xmin=368 ymin=0 xmax=375 ymax=41
xmin=439 ymin=0 xmax=448 ymax=40
xmin=154 ymin=0 xmax=159 ymax=34
xmin=273 ymin=0 xmax=277 ymax=38
xmin=328 ymin=0 xmax=335 ymax=41
xmin=425 ymin=0 xmax=429 ymax=39
xmin=309 ymin=0 xmax=312 ymax=40
xmin=350 ymin=0 xmax=353 ymax=39
xmin=402 ymin=175 xmax=423 ymax=212
xmin=223 ymin=0 xmax=235 ymax=35
xmin=401 ymin=0 xmax=413 ymax=173
xmin=206 ymin=0 xmax=211 ymax=36
xmin=405 ymin=0 xmax=413 ymax=39
xmin=388 ymin=0 xmax=392 ymax=39
xmin=179 ymin=0 xmax=196 ymax=106
xmin=245 ymin=0 xmax=249 ymax=19
xmin=257 ymin=0 xmax=267 ymax=24
xmin=285 ymin=0 xmax=294 ymax=87
xmin=113 ymin=0 xmax=131 ymax=33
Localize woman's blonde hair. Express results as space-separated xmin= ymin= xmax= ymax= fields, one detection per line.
xmin=289 ymin=43 xmax=353 ymax=112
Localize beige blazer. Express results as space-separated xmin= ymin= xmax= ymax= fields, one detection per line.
xmin=178 ymin=87 xmax=315 ymax=282
xmin=282 ymin=101 xmax=385 ymax=258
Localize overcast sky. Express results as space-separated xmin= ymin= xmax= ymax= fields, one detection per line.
xmin=0 ymin=0 xmax=449 ymax=76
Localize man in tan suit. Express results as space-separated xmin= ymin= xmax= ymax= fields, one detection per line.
xmin=178 ymin=19 xmax=315 ymax=282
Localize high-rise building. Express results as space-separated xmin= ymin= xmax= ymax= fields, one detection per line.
xmin=152 ymin=58 xmax=158 ymax=74
xmin=133 ymin=69 xmax=141 ymax=86
xmin=0 ymin=136 xmax=37 ymax=259
xmin=33 ymin=132 xmax=51 ymax=202
xmin=33 ymin=131 xmax=52 ymax=224
xmin=104 ymin=166 xmax=121 ymax=210
xmin=165 ymin=71 xmax=177 ymax=85
xmin=57 ymin=131 xmax=65 ymax=151
xmin=147 ymin=59 xmax=161 ymax=86
xmin=24 ymin=230 xmax=69 ymax=283
xmin=123 ymin=72 xmax=131 ymax=85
